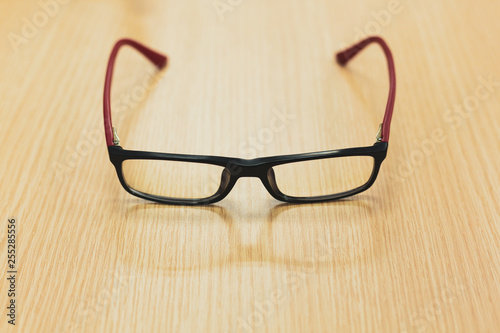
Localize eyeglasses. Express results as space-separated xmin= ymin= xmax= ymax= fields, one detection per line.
xmin=103 ymin=36 xmax=396 ymax=205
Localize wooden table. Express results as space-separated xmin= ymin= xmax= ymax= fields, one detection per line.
xmin=1 ymin=0 xmax=499 ymax=332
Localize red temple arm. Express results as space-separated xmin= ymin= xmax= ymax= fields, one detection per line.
xmin=103 ymin=39 xmax=167 ymax=146
xmin=336 ymin=36 xmax=396 ymax=142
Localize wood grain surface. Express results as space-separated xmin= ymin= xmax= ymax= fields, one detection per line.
xmin=1 ymin=0 xmax=499 ymax=332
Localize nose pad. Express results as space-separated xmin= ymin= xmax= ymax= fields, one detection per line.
xmin=214 ymin=168 xmax=232 ymax=196
xmin=266 ymin=168 xmax=282 ymax=194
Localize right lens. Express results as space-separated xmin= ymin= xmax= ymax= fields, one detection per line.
xmin=270 ymin=156 xmax=374 ymax=198
xmin=122 ymin=159 xmax=227 ymax=199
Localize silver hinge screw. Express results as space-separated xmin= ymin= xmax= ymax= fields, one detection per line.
xmin=112 ymin=127 xmax=121 ymax=146
xmin=376 ymin=124 xmax=383 ymax=142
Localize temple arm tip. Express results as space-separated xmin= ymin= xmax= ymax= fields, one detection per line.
xmin=156 ymin=55 xmax=168 ymax=69
xmin=335 ymin=52 xmax=349 ymax=66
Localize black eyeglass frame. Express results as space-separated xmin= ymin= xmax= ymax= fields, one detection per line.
xmin=103 ymin=36 xmax=396 ymax=205
xmin=108 ymin=142 xmax=387 ymax=205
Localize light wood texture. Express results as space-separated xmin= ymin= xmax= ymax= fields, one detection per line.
xmin=1 ymin=0 xmax=499 ymax=332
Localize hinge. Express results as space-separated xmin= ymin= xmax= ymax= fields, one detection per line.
xmin=376 ymin=123 xmax=383 ymax=142
xmin=112 ymin=127 xmax=121 ymax=146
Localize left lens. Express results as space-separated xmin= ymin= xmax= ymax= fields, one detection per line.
xmin=122 ymin=159 xmax=226 ymax=200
